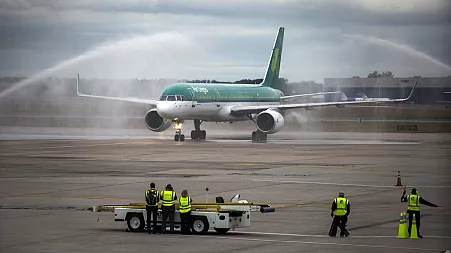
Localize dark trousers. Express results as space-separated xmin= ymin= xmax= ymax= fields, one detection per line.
xmin=329 ymin=215 xmax=348 ymax=236
xmin=407 ymin=210 xmax=421 ymax=236
xmin=162 ymin=206 xmax=175 ymax=233
xmin=180 ymin=211 xmax=191 ymax=234
xmin=146 ymin=206 xmax=158 ymax=233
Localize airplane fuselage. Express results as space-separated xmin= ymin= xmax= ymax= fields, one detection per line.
xmin=156 ymin=83 xmax=284 ymax=121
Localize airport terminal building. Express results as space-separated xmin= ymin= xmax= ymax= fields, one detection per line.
xmin=324 ymin=77 xmax=451 ymax=104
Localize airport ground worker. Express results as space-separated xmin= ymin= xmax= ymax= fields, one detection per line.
xmin=179 ymin=189 xmax=193 ymax=234
xmin=161 ymin=184 xmax=177 ymax=234
xmin=329 ymin=192 xmax=350 ymax=237
xmin=145 ymin=182 xmax=160 ymax=234
xmin=401 ymin=188 xmax=439 ymax=238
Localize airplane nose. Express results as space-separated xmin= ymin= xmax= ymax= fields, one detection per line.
xmin=156 ymin=102 xmax=174 ymax=118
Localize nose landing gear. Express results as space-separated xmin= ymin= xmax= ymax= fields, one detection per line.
xmin=173 ymin=120 xmax=185 ymax=142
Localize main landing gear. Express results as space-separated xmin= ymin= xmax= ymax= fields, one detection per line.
xmin=191 ymin=119 xmax=206 ymax=140
xmin=174 ymin=120 xmax=185 ymax=142
xmin=252 ymin=130 xmax=267 ymax=143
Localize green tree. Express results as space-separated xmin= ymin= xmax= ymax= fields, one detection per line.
xmin=367 ymin=71 xmax=394 ymax=78
xmin=367 ymin=71 xmax=380 ymax=78
xmin=381 ymin=71 xmax=394 ymax=78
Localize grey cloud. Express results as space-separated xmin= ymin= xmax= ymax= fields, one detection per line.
xmin=0 ymin=0 xmax=450 ymax=82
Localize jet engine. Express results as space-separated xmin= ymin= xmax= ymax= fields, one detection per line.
xmin=144 ymin=109 xmax=172 ymax=132
xmin=256 ymin=110 xmax=284 ymax=134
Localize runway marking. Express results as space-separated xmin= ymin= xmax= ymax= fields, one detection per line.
xmin=234 ymin=231 xmax=451 ymax=239
xmin=190 ymin=234 xmax=444 ymax=252
xmin=251 ymin=179 xmax=451 ymax=188
xmin=0 ymin=192 xmax=140 ymax=202
xmin=1 ymin=141 xmax=153 ymax=151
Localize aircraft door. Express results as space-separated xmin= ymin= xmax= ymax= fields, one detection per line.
xmin=188 ymin=88 xmax=197 ymax=107
xmin=214 ymin=88 xmax=220 ymax=107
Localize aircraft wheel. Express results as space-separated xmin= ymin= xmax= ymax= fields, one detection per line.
xmin=191 ymin=130 xmax=198 ymax=140
xmin=252 ymin=131 xmax=267 ymax=143
xmin=201 ymin=130 xmax=206 ymax=140
xmin=174 ymin=134 xmax=180 ymax=141
xmin=180 ymin=134 xmax=185 ymax=141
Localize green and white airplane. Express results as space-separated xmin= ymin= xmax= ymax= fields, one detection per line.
xmin=77 ymin=27 xmax=416 ymax=142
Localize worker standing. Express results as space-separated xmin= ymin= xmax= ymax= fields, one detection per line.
xmin=401 ymin=188 xmax=439 ymax=238
xmin=329 ymin=192 xmax=350 ymax=237
xmin=161 ymin=184 xmax=177 ymax=234
xmin=179 ymin=189 xmax=193 ymax=234
xmin=145 ymin=182 xmax=160 ymax=234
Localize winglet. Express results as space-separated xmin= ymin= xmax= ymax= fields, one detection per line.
xmin=401 ymin=78 xmax=418 ymax=101
xmin=76 ymin=73 xmax=83 ymax=96
xmin=389 ymin=78 xmax=418 ymax=102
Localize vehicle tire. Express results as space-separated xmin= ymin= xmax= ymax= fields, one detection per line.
xmin=174 ymin=134 xmax=180 ymax=141
xmin=127 ymin=213 xmax=145 ymax=232
xmin=201 ymin=130 xmax=206 ymax=140
xmin=180 ymin=134 xmax=185 ymax=141
xmin=214 ymin=228 xmax=230 ymax=234
xmin=191 ymin=130 xmax=197 ymax=140
xmin=191 ymin=216 xmax=209 ymax=234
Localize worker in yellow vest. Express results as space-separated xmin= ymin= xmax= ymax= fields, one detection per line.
xmin=145 ymin=182 xmax=160 ymax=234
xmin=179 ymin=189 xmax=193 ymax=234
xmin=401 ymin=188 xmax=439 ymax=238
xmin=160 ymin=184 xmax=177 ymax=234
xmin=329 ymin=192 xmax=350 ymax=237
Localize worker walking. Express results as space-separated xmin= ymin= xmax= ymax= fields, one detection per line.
xmin=401 ymin=188 xmax=439 ymax=238
xmin=179 ymin=189 xmax=193 ymax=234
xmin=145 ymin=182 xmax=160 ymax=234
xmin=161 ymin=184 xmax=177 ymax=234
xmin=329 ymin=192 xmax=350 ymax=237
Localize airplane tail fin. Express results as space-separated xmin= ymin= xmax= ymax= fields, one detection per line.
xmin=260 ymin=27 xmax=284 ymax=87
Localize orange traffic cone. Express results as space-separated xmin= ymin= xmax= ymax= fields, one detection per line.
xmin=396 ymin=171 xmax=402 ymax=186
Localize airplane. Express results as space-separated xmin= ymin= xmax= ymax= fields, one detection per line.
xmin=76 ymin=27 xmax=417 ymax=143
xmin=342 ymin=93 xmax=392 ymax=102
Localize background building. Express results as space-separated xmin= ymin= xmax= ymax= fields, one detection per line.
xmin=324 ymin=77 xmax=451 ymax=104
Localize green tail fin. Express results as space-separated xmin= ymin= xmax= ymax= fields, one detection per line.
xmin=261 ymin=27 xmax=284 ymax=87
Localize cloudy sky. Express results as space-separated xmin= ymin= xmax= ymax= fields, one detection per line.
xmin=0 ymin=0 xmax=450 ymax=82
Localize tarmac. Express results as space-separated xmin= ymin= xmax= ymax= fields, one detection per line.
xmin=1 ymin=127 xmax=450 ymax=252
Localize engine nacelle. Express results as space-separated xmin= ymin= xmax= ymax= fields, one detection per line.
xmin=256 ymin=110 xmax=284 ymax=134
xmin=144 ymin=109 xmax=172 ymax=132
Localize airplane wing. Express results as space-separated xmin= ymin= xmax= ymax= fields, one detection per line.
xmin=280 ymin=91 xmax=343 ymax=100
xmin=76 ymin=74 xmax=158 ymax=105
xmin=231 ymin=79 xmax=418 ymax=115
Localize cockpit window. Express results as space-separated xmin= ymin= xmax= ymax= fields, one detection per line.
xmin=167 ymin=95 xmax=176 ymax=101
xmin=160 ymin=95 xmax=185 ymax=101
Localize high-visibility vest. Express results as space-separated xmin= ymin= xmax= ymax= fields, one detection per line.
xmin=334 ymin=197 xmax=349 ymax=216
xmin=407 ymin=194 xmax=420 ymax=211
xmin=161 ymin=190 xmax=176 ymax=206
xmin=179 ymin=196 xmax=192 ymax=213
xmin=145 ymin=189 xmax=159 ymax=206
